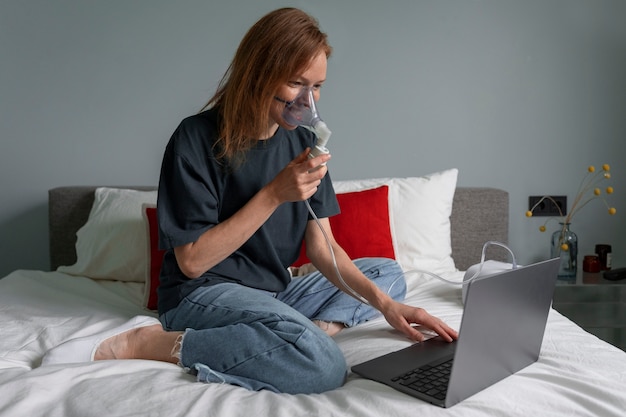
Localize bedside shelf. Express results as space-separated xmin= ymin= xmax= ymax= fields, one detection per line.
xmin=552 ymin=272 xmax=626 ymax=351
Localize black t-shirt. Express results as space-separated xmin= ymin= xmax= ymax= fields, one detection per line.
xmin=156 ymin=108 xmax=339 ymax=314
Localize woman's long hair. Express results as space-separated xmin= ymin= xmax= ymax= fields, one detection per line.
xmin=203 ymin=8 xmax=332 ymax=165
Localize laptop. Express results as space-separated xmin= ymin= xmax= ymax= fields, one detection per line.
xmin=352 ymin=257 xmax=560 ymax=408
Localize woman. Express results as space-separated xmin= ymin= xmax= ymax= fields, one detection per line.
xmin=43 ymin=7 xmax=457 ymax=394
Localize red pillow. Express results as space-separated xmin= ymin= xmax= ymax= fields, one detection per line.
xmin=143 ymin=206 xmax=164 ymax=311
xmin=292 ymin=185 xmax=395 ymax=266
xmin=144 ymin=185 xmax=395 ymax=310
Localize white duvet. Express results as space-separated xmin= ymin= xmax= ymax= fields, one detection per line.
xmin=0 ymin=269 xmax=625 ymax=417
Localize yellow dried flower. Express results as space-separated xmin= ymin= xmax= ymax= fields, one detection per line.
xmin=526 ymin=163 xmax=617 ymax=240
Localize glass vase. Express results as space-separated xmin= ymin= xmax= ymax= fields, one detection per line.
xmin=550 ymin=223 xmax=578 ymax=281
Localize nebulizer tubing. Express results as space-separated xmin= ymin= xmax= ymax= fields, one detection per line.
xmin=307 ymin=202 xmax=518 ymax=306
xmin=404 ymin=241 xmax=518 ymax=287
xmin=278 ymin=86 xmax=379 ymax=304
xmin=307 ymin=197 xmax=518 ymax=300
xmin=304 ymin=199 xmax=374 ymax=305
xmin=306 ymin=208 xmax=518 ymax=307
xmin=282 ymin=88 xmax=518 ymax=305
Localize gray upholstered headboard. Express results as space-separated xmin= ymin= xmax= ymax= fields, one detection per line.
xmin=48 ymin=186 xmax=509 ymax=272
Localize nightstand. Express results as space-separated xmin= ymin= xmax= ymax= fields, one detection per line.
xmin=552 ymin=271 xmax=626 ymax=351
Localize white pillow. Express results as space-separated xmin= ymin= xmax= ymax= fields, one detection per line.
xmin=333 ymin=168 xmax=458 ymax=274
xmin=58 ymin=187 xmax=157 ymax=282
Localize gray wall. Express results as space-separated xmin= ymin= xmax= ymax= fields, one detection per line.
xmin=1 ymin=0 xmax=625 ymax=276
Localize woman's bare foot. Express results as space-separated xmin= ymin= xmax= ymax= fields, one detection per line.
xmin=41 ymin=316 xmax=177 ymax=366
xmin=313 ymin=320 xmax=345 ymax=337
xmin=94 ymin=324 xmax=156 ymax=360
xmin=94 ymin=324 xmax=182 ymax=364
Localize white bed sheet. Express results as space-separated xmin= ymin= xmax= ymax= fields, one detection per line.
xmin=1 ymin=269 xmax=625 ymax=417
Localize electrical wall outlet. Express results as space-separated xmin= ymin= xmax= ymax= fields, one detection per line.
xmin=529 ymin=196 xmax=567 ymax=216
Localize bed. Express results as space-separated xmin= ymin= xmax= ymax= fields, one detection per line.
xmin=1 ymin=168 xmax=625 ymax=417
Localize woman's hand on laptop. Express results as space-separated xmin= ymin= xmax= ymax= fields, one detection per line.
xmin=382 ymin=301 xmax=459 ymax=342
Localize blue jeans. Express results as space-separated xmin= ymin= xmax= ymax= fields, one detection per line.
xmin=160 ymin=258 xmax=406 ymax=394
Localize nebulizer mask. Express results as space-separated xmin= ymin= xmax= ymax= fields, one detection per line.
xmin=276 ymin=87 xmax=332 ymax=160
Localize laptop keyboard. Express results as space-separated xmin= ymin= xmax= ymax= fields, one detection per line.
xmin=391 ymin=359 xmax=453 ymax=401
